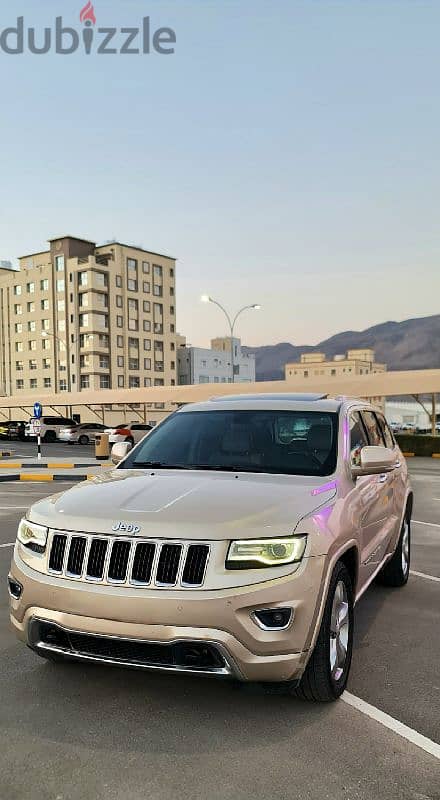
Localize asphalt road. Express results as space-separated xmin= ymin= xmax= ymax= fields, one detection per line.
xmin=0 ymin=460 xmax=439 ymax=799
xmin=1 ymin=439 xmax=97 ymax=460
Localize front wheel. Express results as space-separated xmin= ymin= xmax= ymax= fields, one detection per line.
xmin=377 ymin=516 xmax=410 ymax=587
xmin=78 ymin=435 xmax=89 ymax=446
xmin=293 ymin=562 xmax=354 ymax=702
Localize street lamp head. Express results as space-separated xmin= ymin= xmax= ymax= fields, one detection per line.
xmin=200 ymin=294 xmax=211 ymax=304
xmin=251 ymin=304 xmax=261 ymax=310
xmin=41 ymin=330 xmax=49 ymax=337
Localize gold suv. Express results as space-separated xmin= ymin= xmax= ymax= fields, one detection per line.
xmin=9 ymin=394 xmax=412 ymax=701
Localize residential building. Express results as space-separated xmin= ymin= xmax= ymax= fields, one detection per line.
xmin=285 ymin=349 xmax=386 ymax=408
xmin=177 ymin=336 xmax=255 ymax=385
xmin=0 ymin=235 xmax=177 ymax=397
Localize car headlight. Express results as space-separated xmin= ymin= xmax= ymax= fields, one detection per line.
xmin=226 ymin=535 xmax=307 ymax=569
xmin=17 ymin=519 xmax=48 ymax=552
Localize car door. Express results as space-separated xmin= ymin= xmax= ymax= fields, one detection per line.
xmin=359 ymin=410 xmax=397 ymax=574
xmin=347 ymin=411 xmax=391 ymax=586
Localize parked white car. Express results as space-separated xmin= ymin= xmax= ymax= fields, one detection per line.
xmin=59 ymin=423 xmax=108 ymax=445
xmin=25 ymin=416 xmax=77 ymax=443
xmin=105 ymin=422 xmax=153 ymax=446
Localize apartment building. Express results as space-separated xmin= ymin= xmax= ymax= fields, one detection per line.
xmin=177 ymin=336 xmax=256 ymax=385
xmin=285 ymin=349 xmax=386 ymax=408
xmin=0 ymin=235 xmax=177 ymax=397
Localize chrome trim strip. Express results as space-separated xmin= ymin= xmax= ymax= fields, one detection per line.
xmin=250 ymin=607 xmax=294 ymax=631
xmin=30 ymin=618 xmax=238 ymax=678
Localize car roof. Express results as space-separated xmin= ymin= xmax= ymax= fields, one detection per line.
xmin=177 ymin=393 xmax=343 ymax=414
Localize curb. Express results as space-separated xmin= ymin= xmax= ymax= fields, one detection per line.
xmin=0 ymin=474 xmax=95 ymax=483
xmin=0 ymin=462 xmax=112 ymax=469
xmin=402 ymin=452 xmax=415 ymax=457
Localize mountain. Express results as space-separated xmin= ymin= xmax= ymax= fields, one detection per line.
xmin=243 ymin=315 xmax=440 ymax=382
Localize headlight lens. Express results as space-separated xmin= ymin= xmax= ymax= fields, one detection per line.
xmin=226 ymin=535 xmax=307 ymax=569
xmin=17 ymin=519 xmax=48 ymax=551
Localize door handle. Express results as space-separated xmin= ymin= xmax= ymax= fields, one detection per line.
xmin=378 ymin=474 xmax=388 ymax=483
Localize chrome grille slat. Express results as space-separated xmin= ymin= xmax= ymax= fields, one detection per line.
xmin=48 ymin=533 xmax=210 ymax=588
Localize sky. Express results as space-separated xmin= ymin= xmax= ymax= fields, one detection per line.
xmin=0 ymin=0 xmax=439 ymax=348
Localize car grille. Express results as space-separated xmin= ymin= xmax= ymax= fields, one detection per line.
xmin=47 ymin=533 xmax=210 ymax=588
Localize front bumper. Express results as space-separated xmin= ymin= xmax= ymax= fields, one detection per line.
xmin=9 ymin=547 xmax=327 ymax=683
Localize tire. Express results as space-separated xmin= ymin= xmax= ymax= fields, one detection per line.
xmin=293 ymin=562 xmax=354 ymax=702
xmin=376 ymin=514 xmax=410 ymax=588
xmin=78 ymin=435 xmax=89 ymax=446
xmin=43 ymin=430 xmax=56 ymax=443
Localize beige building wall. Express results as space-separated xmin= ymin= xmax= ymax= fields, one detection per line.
xmin=0 ymin=236 xmax=177 ymax=419
xmin=285 ymin=349 xmax=386 ymax=408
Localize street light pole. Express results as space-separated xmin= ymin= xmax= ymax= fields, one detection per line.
xmin=200 ymin=296 xmax=261 ymax=384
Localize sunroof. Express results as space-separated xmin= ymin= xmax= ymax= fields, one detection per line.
xmin=210 ymin=393 xmax=329 ymax=402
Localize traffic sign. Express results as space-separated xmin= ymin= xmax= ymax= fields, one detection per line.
xmin=31 ymin=420 xmax=41 ymax=435
xmin=33 ymin=402 xmax=43 ymax=419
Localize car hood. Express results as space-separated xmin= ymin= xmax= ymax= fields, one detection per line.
xmin=28 ymin=469 xmax=337 ymax=541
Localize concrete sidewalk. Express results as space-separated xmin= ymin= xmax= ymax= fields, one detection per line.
xmin=0 ymin=457 xmax=114 ymax=482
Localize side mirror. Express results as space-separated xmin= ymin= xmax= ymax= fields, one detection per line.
xmin=111 ymin=441 xmax=132 ymax=465
xmin=351 ymin=445 xmax=396 ymax=478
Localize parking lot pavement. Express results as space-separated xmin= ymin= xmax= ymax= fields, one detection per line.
xmin=0 ymin=440 xmax=97 ymax=461
xmin=0 ymin=462 xmax=439 ymax=799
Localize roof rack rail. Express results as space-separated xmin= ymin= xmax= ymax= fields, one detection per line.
xmin=209 ymin=392 xmax=329 ymax=402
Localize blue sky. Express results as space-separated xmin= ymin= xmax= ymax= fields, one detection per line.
xmin=1 ymin=0 xmax=439 ymax=347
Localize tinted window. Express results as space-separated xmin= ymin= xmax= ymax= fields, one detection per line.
xmin=121 ymin=410 xmax=339 ymax=477
xmin=361 ymin=411 xmax=385 ymax=446
xmin=349 ymin=412 xmax=369 ymax=467
xmin=377 ymin=415 xmax=395 ymax=449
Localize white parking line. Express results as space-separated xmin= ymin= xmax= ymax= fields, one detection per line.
xmin=410 ymin=570 xmax=440 ymax=583
xmin=0 ymin=542 xmax=14 ymax=549
xmin=413 ymin=519 xmax=440 ymax=528
xmin=342 ymin=692 xmax=440 ymax=760
xmin=0 ymin=506 xmax=30 ymax=510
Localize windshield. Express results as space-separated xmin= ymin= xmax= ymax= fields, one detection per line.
xmin=120 ymin=409 xmax=338 ymax=476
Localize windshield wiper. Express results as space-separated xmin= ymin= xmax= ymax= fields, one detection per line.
xmin=130 ymin=461 xmax=192 ymax=470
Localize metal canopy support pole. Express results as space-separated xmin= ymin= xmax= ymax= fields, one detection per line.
xmin=432 ymin=394 xmax=437 ymax=436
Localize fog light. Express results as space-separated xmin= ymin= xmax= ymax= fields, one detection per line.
xmin=8 ymin=576 xmax=23 ymax=600
xmin=252 ymin=608 xmax=293 ymax=631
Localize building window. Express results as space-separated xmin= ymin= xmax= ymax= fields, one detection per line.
xmin=42 ymin=338 xmax=51 ymax=350
xmin=116 ymin=275 xmax=122 ymax=288
xmin=117 ymin=376 xmax=124 ymax=388
xmin=79 ymin=293 xmax=89 ymax=308
xmin=27 ymin=320 xmax=36 ymax=332
xmin=41 ymin=299 xmax=49 ymax=311
xmin=43 ymin=358 xmax=51 ymax=369
xmin=127 ymin=279 xmax=137 ymax=292
xmin=14 ymin=323 xmax=22 ymax=334
xmin=128 ymin=337 xmax=139 ymax=350
xmin=129 ymin=376 xmax=140 ymax=388
xmin=171 ymin=361 xmax=175 ymax=370
xmin=95 ymin=271 xmax=108 ymax=288
xmin=143 ymin=301 xmax=151 ymax=313
xmin=170 ymin=268 xmax=174 ymax=278
xmin=143 ymin=339 xmax=151 ymax=351
xmin=79 ymin=314 xmax=89 ymax=327
xmin=117 ymin=335 xmax=124 ymax=348
xmin=15 ymin=361 xmax=23 ymax=372
xmin=117 ymin=316 xmax=123 ymax=328
xmin=144 ymin=378 xmax=152 ymax=387
xmin=55 ymin=255 xmax=65 ymax=271
xmin=27 ymin=302 xmax=35 ymax=313
xmin=29 ymin=359 xmax=37 ymax=371
xmin=171 ymin=342 xmax=175 ymax=351
xmin=57 ymin=299 xmax=65 ymax=312
xmin=29 ymin=340 xmax=37 ymax=351
xmin=128 ymin=298 xmax=138 ymax=312
xmin=99 ymin=356 xmax=109 ymax=369
xmin=153 ymin=265 xmax=163 ymax=278
xmin=155 ymin=361 xmax=164 ymax=372
xmin=154 ymin=378 xmax=164 ymax=387
xmin=40 ymin=279 xmax=49 ymax=291
xmin=117 ymin=356 xmax=124 ymax=367
xmin=116 ymin=295 xmax=123 ymax=308
xmin=142 ymin=320 xmax=151 ymax=332
xmin=153 ymin=285 xmax=163 ymax=297
xmin=14 ymin=285 xmax=22 ymax=296
xmin=41 ymin=319 xmax=50 ymax=331
xmin=143 ymin=281 xmax=150 ymax=294
xmin=144 ymin=358 xmax=151 ymax=370
xmin=127 ymin=258 xmax=138 ymax=272
xmin=128 ymin=319 xmax=139 ymax=331
xmin=98 ymin=334 xmax=109 ymax=348
xmin=56 ymin=279 xmax=65 ymax=292
xmin=30 ymin=378 xmax=37 ymax=389
xmin=27 ymin=282 xmax=35 ymax=293
xmin=170 ymin=324 xmax=175 ymax=333
xmin=14 ymin=304 xmax=22 ymax=315
xmin=170 ymin=306 xmax=175 ymax=315
xmin=44 ymin=378 xmax=51 ymax=388
xmin=154 ymin=340 xmax=164 ymax=353
xmin=16 ymin=379 xmax=24 ymax=389
xmin=80 ymin=375 xmax=89 ymax=389
xmin=78 ymin=272 xmax=88 ymax=287
xmin=142 ymin=261 xmax=150 ymax=274
xmin=59 ymin=379 xmax=68 ymax=391
xmin=129 ymin=358 xmax=139 ymax=370
xmin=170 ymin=287 xmax=175 ymax=296
xmin=100 ymin=375 xmax=111 ymax=389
